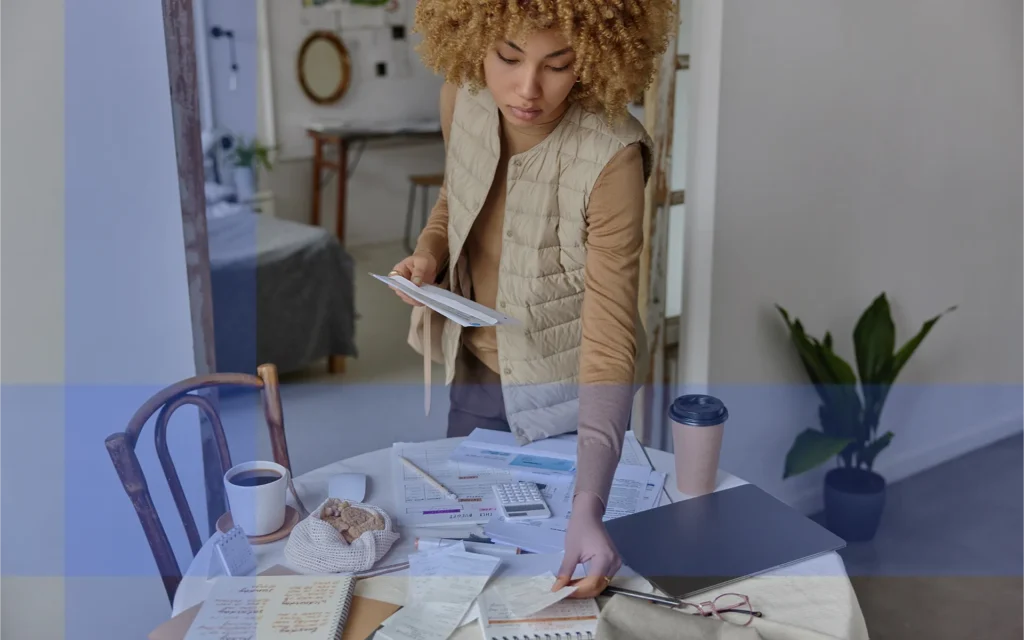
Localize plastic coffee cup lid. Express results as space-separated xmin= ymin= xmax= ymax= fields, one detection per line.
xmin=668 ymin=394 xmax=729 ymax=427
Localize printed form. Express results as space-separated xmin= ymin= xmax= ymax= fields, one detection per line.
xmin=454 ymin=553 xmax=587 ymax=628
xmin=483 ymin=466 xmax=667 ymax=553
xmin=390 ymin=440 xmax=515 ymax=526
xmin=379 ymin=545 xmax=500 ymax=640
xmin=448 ymin=429 xmax=651 ymax=477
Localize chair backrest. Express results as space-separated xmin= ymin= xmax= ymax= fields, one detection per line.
xmin=104 ymin=363 xmax=293 ymax=605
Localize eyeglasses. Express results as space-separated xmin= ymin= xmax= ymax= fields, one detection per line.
xmin=603 ymin=586 xmax=763 ymax=627
xmin=675 ymin=592 xmax=762 ymax=626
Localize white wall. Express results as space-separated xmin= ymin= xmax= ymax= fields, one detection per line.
xmin=2 ymin=0 xmax=203 ymax=638
xmin=262 ymin=0 xmax=446 ymax=247
xmin=665 ymin=0 xmax=693 ymax=318
xmin=695 ymin=0 xmax=1023 ymax=513
xmin=1 ymin=1 xmax=68 ymax=637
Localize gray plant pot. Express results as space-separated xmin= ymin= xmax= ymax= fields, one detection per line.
xmin=233 ymin=166 xmax=256 ymax=201
xmin=824 ymin=467 xmax=886 ymax=542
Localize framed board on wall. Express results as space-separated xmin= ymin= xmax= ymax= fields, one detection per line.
xmin=260 ymin=0 xmax=443 ymax=161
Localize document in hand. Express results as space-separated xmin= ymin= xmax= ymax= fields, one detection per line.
xmin=371 ymin=273 xmax=521 ymax=328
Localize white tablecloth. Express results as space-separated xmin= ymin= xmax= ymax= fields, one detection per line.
xmin=173 ymin=438 xmax=869 ymax=640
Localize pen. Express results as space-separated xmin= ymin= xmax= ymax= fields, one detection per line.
xmin=601 ymin=586 xmax=681 ymax=607
xmin=355 ymin=560 xmax=409 ymax=578
xmin=399 ymin=455 xmax=459 ymax=501
xmin=415 ymin=537 xmax=523 ymax=555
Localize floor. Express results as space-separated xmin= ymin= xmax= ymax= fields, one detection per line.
xmin=222 ymin=240 xmax=1023 ymax=640
xmin=218 ymin=241 xmax=447 ymax=477
xmin=822 ymin=434 xmax=1023 ymax=639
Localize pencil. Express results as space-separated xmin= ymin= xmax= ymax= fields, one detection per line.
xmin=399 ymin=455 xmax=459 ymax=501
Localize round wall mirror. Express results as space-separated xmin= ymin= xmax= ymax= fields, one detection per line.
xmin=297 ymin=31 xmax=351 ymax=105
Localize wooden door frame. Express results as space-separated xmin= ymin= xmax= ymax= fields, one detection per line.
xmin=633 ymin=2 xmax=682 ymax=446
xmin=676 ymin=0 xmax=723 ymax=392
xmin=161 ymin=0 xmax=225 ymax=535
xmin=635 ymin=0 xmax=723 ymax=447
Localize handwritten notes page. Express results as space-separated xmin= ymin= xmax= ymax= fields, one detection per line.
xmin=184 ymin=575 xmax=355 ymax=639
xmin=378 ymin=545 xmax=501 ymax=640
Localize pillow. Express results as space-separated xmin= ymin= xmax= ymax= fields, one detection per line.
xmin=207 ymin=200 xmax=251 ymax=220
xmin=204 ymin=181 xmax=236 ymax=205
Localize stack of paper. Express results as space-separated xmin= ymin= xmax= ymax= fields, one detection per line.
xmin=390 ymin=429 xmax=668 ymax=553
xmin=483 ymin=464 xmax=667 ymax=554
xmin=377 ymin=543 xmax=500 ymax=640
xmin=448 ymin=430 xmax=652 ymax=478
xmin=377 ymin=545 xmax=584 ymax=640
xmin=476 ymin=589 xmax=601 ymax=640
xmin=390 ymin=439 xmax=515 ymax=526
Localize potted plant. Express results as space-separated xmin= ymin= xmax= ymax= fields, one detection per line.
xmin=230 ymin=136 xmax=274 ymax=201
xmin=776 ymin=293 xmax=955 ymax=542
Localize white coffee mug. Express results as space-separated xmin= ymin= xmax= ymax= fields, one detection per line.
xmin=223 ymin=460 xmax=289 ymax=536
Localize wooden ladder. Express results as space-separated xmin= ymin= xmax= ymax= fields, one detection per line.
xmin=634 ymin=1 xmax=688 ymax=446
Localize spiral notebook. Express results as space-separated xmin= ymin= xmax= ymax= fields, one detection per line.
xmin=183 ymin=574 xmax=356 ymax=639
xmin=476 ymin=591 xmax=600 ymax=640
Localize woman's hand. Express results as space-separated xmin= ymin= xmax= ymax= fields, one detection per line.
xmin=389 ymin=253 xmax=438 ymax=307
xmin=552 ymin=492 xmax=622 ymax=599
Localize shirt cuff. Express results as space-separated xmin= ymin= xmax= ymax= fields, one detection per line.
xmin=412 ymin=244 xmax=447 ymax=271
xmin=574 ymin=439 xmax=621 ymax=509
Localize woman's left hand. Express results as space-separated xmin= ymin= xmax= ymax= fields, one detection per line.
xmin=552 ymin=492 xmax=622 ymax=598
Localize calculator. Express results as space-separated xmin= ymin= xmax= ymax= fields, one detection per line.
xmin=491 ymin=481 xmax=552 ymax=520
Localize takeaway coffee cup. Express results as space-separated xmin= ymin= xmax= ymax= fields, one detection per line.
xmin=669 ymin=394 xmax=729 ymax=496
xmin=223 ymin=460 xmax=289 ymax=536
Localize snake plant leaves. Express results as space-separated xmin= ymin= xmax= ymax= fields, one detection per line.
xmin=888 ymin=305 xmax=958 ymax=385
xmin=784 ymin=429 xmax=855 ymax=479
xmin=853 ymin=293 xmax=896 ymax=386
xmin=777 ymin=304 xmax=863 ymax=440
xmin=858 ymin=431 xmax=894 ymax=470
xmin=777 ymin=296 xmax=954 ymax=479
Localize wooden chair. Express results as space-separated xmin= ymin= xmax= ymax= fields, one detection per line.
xmin=104 ymin=363 xmax=301 ymax=605
xmin=404 ymin=173 xmax=444 ymax=253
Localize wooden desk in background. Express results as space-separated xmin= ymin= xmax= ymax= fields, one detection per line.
xmin=306 ymin=125 xmax=443 ymax=244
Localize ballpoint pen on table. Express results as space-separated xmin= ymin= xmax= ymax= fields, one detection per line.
xmin=355 ymin=560 xmax=410 ymax=578
xmin=398 ymin=455 xmax=459 ymax=501
xmin=601 ymin=585 xmax=681 ymax=607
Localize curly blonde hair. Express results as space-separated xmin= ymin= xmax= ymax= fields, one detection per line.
xmin=412 ymin=0 xmax=676 ymax=121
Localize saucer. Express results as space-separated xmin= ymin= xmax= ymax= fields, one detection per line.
xmin=216 ymin=506 xmax=301 ymax=544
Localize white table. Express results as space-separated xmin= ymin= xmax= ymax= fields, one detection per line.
xmin=174 ymin=439 xmax=869 ymax=639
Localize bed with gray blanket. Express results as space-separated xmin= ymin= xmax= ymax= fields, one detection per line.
xmin=206 ymin=210 xmax=357 ymax=375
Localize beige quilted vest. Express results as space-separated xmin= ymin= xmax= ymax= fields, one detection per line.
xmin=441 ymin=86 xmax=653 ymax=444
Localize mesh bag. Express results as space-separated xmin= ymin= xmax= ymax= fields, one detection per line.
xmin=284 ymin=499 xmax=400 ymax=574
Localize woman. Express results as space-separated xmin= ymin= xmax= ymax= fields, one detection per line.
xmin=390 ymin=0 xmax=673 ymax=598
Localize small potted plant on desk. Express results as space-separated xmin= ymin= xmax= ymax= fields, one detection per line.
xmin=230 ymin=136 xmax=274 ymax=202
xmin=775 ymin=293 xmax=955 ymax=542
